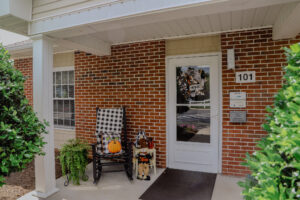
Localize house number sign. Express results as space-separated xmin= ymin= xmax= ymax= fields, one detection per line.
xmin=236 ymin=71 xmax=256 ymax=83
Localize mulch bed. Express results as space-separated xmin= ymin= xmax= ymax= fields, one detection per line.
xmin=0 ymin=150 xmax=62 ymax=200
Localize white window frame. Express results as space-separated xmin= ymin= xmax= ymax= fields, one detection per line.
xmin=53 ymin=66 xmax=75 ymax=130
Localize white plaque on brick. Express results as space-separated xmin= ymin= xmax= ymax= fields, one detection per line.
xmin=236 ymin=71 xmax=255 ymax=83
xmin=230 ymin=92 xmax=246 ymax=108
xmin=230 ymin=100 xmax=246 ymax=108
xmin=230 ymin=92 xmax=246 ymax=100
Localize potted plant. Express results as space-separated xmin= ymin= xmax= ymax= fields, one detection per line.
xmin=59 ymin=139 xmax=90 ymax=185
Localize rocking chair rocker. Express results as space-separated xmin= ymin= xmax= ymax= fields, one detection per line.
xmin=91 ymin=107 xmax=133 ymax=184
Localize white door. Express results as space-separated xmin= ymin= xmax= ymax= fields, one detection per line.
xmin=167 ymin=54 xmax=220 ymax=173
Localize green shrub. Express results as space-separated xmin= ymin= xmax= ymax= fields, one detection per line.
xmin=239 ymin=44 xmax=300 ymax=199
xmin=0 ymin=44 xmax=47 ymax=187
xmin=59 ymin=139 xmax=90 ymax=185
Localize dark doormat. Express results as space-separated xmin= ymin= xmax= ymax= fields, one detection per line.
xmin=140 ymin=168 xmax=217 ymax=200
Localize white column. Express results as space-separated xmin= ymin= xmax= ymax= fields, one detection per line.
xmin=32 ymin=35 xmax=58 ymax=198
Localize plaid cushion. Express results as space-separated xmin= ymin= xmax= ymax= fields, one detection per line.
xmin=96 ymin=108 xmax=123 ymax=134
xmin=95 ymin=108 xmax=123 ymax=153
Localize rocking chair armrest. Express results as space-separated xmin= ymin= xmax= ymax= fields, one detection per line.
xmin=127 ymin=142 xmax=134 ymax=150
xmin=121 ymin=141 xmax=133 ymax=151
xmin=91 ymin=143 xmax=97 ymax=155
xmin=127 ymin=141 xmax=134 ymax=147
xmin=127 ymin=142 xmax=134 ymax=156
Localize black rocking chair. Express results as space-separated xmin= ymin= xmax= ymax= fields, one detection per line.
xmin=91 ymin=107 xmax=133 ymax=185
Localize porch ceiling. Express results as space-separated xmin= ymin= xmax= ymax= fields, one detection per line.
xmin=6 ymin=0 xmax=300 ymax=58
xmin=54 ymin=3 xmax=288 ymax=44
xmin=0 ymin=0 xmax=32 ymax=35
xmin=0 ymin=15 xmax=28 ymax=35
xmin=45 ymin=0 xmax=299 ymax=54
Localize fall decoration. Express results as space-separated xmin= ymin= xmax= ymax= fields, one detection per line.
xmin=102 ymin=133 xmax=122 ymax=154
xmin=108 ymin=139 xmax=122 ymax=154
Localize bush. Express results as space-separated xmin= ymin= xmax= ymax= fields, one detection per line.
xmin=59 ymin=139 xmax=90 ymax=185
xmin=239 ymin=44 xmax=300 ymax=199
xmin=0 ymin=44 xmax=47 ymax=187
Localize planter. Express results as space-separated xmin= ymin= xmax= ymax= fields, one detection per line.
xmin=59 ymin=139 xmax=90 ymax=186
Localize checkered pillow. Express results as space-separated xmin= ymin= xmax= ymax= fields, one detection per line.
xmin=101 ymin=132 xmax=123 ymax=154
xmin=95 ymin=108 xmax=123 ymax=153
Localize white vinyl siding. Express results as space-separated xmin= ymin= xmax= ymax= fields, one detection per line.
xmin=32 ymin=0 xmax=121 ymax=19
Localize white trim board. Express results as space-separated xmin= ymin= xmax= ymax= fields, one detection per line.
xmin=217 ymin=52 xmax=222 ymax=173
xmin=53 ymin=66 xmax=74 ymax=71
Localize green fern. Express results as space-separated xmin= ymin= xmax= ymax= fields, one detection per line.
xmin=59 ymin=139 xmax=90 ymax=185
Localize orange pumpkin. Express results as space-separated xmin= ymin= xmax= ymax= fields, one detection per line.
xmin=108 ymin=139 xmax=122 ymax=153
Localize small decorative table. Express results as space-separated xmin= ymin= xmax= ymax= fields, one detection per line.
xmin=132 ymin=146 xmax=156 ymax=177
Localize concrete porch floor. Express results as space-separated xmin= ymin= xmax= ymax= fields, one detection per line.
xmin=19 ymin=164 xmax=244 ymax=200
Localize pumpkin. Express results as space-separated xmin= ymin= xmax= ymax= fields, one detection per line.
xmin=108 ymin=139 xmax=122 ymax=153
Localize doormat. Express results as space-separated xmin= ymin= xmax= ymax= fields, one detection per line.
xmin=140 ymin=168 xmax=216 ymax=200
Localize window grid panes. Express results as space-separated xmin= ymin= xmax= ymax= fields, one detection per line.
xmin=53 ymin=70 xmax=75 ymax=129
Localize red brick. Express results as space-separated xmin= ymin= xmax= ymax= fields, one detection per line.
xmin=221 ymin=28 xmax=300 ymax=176
xmin=75 ymin=41 xmax=167 ymax=168
xmin=14 ymin=58 xmax=33 ymax=105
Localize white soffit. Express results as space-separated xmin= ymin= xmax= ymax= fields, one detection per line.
xmin=29 ymin=0 xmax=299 ymax=35
xmin=8 ymin=0 xmax=300 ymax=58
xmin=273 ymin=2 xmax=300 ymax=40
xmin=47 ymin=2 xmax=296 ymax=45
xmin=6 ymin=0 xmax=300 ymax=59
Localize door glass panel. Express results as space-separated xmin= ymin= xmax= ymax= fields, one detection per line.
xmin=176 ymin=66 xmax=210 ymax=143
xmin=177 ymin=106 xmax=210 ymax=143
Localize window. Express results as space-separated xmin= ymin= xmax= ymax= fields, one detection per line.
xmin=53 ymin=69 xmax=75 ymax=129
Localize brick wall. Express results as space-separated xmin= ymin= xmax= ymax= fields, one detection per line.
xmin=75 ymin=40 xmax=167 ymax=167
xmin=221 ymin=28 xmax=300 ymax=176
xmin=14 ymin=58 xmax=33 ymax=105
